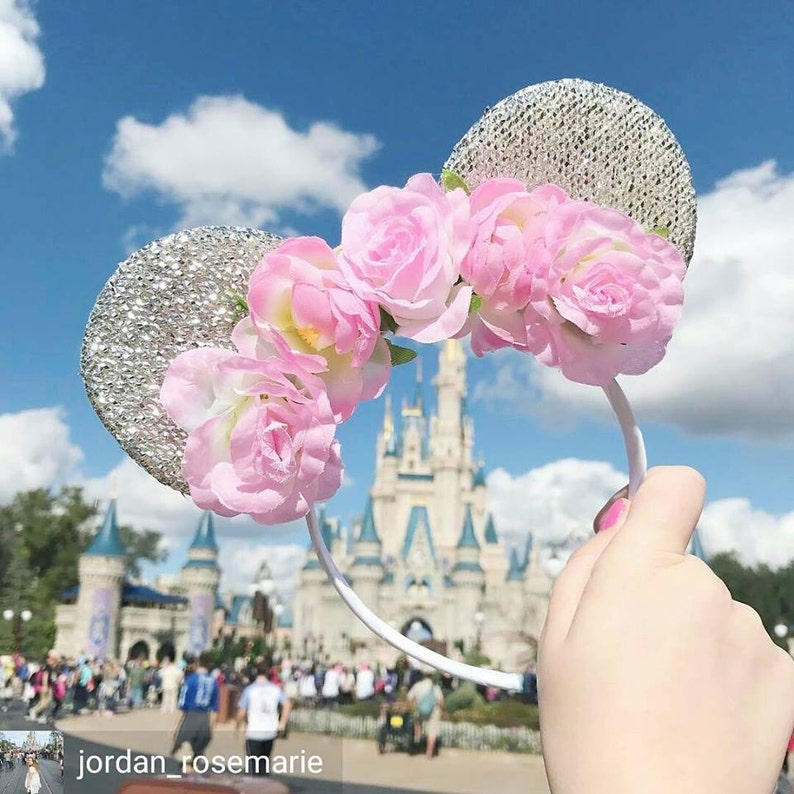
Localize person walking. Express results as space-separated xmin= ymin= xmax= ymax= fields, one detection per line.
xmin=407 ymin=670 xmax=444 ymax=760
xmin=73 ymin=658 xmax=93 ymax=714
xmin=355 ymin=663 xmax=375 ymax=701
xmin=236 ymin=659 xmax=292 ymax=777
xmin=159 ymin=657 xmax=183 ymax=714
xmin=127 ymin=656 xmax=146 ymax=709
xmin=28 ymin=650 xmax=59 ymax=723
xmin=24 ymin=757 xmax=41 ymax=794
xmin=171 ymin=652 xmax=220 ymax=768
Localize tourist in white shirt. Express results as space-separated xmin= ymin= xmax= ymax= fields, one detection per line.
xmin=355 ymin=663 xmax=375 ymax=701
xmin=237 ymin=660 xmax=292 ymax=777
xmin=298 ymin=668 xmax=317 ymax=705
xmin=159 ymin=657 xmax=184 ymax=713
xmin=321 ymin=664 xmax=340 ymax=707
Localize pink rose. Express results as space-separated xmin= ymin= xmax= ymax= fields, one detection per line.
xmin=339 ymin=173 xmax=474 ymax=343
xmin=160 ymin=341 xmax=343 ymax=524
xmin=461 ymin=180 xmax=568 ymax=355
xmin=527 ymin=201 xmax=686 ymax=385
xmin=246 ymin=236 xmax=390 ymax=421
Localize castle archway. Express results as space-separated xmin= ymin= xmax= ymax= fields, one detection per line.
xmin=156 ymin=640 xmax=176 ymax=662
xmin=127 ymin=639 xmax=150 ymax=661
xmin=402 ymin=617 xmax=433 ymax=643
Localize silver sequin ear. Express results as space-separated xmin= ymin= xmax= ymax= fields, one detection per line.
xmin=444 ymin=78 xmax=697 ymax=265
xmin=81 ymin=226 xmax=283 ymax=492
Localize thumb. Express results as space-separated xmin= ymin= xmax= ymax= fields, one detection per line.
xmin=540 ymin=497 xmax=630 ymax=653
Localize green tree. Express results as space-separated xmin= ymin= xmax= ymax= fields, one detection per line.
xmin=710 ymin=551 xmax=793 ymax=648
xmin=0 ymin=487 xmax=167 ymax=658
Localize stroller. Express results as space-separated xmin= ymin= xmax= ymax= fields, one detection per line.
xmin=377 ymin=703 xmax=417 ymax=754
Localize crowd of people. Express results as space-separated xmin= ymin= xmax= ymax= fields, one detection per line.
xmin=0 ymin=649 xmax=191 ymax=721
xmin=0 ymin=646 xmax=488 ymax=721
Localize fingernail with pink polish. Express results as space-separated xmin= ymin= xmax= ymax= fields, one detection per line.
xmin=598 ymin=498 xmax=628 ymax=532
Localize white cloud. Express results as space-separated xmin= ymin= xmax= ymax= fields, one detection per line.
xmin=0 ymin=408 xmax=82 ymax=502
xmin=699 ymin=499 xmax=794 ymax=570
xmin=80 ymin=455 xmax=304 ymax=548
xmin=487 ymin=458 xmax=794 ymax=571
xmin=486 ymin=458 xmax=626 ymax=549
xmin=474 ymin=162 xmax=794 ymax=440
xmin=0 ymin=0 xmax=45 ymax=151
xmin=102 ymin=95 xmax=379 ymax=231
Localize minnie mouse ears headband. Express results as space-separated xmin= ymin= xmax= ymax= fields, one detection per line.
xmin=82 ymin=79 xmax=696 ymax=689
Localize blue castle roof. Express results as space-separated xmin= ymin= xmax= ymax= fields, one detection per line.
xmin=401 ymin=505 xmax=436 ymax=561
xmin=358 ymin=497 xmax=381 ymax=544
xmin=190 ymin=511 xmax=218 ymax=552
xmin=507 ymin=547 xmax=525 ymax=582
xmin=472 ymin=464 xmax=486 ymax=488
xmin=521 ymin=533 xmax=533 ymax=571
xmin=303 ymin=506 xmax=334 ymax=570
xmin=484 ymin=513 xmax=498 ymax=544
xmin=456 ymin=504 xmax=480 ymax=549
xmin=85 ymin=499 xmax=126 ymax=558
xmin=62 ymin=582 xmax=186 ymax=606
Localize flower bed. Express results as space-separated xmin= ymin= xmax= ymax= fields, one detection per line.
xmin=288 ymin=708 xmax=542 ymax=754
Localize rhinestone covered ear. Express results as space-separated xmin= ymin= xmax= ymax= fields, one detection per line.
xmin=81 ymin=226 xmax=282 ymax=491
xmin=444 ymin=79 xmax=697 ymax=265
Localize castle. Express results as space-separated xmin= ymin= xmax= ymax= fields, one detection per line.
xmin=293 ymin=340 xmax=553 ymax=671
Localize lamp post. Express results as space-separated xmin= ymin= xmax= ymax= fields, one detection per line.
xmin=2 ymin=608 xmax=32 ymax=654
xmin=774 ymin=623 xmax=789 ymax=640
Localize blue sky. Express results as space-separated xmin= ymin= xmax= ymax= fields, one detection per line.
xmin=2 ymin=0 xmax=794 ymax=586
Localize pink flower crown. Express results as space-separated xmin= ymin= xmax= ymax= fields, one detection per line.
xmin=159 ymin=170 xmax=686 ymax=526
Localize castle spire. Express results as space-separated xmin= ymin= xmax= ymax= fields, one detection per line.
xmin=189 ymin=511 xmax=219 ymax=552
xmin=383 ymin=392 xmax=394 ymax=440
xmin=521 ymin=533 xmax=533 ymax=571
xmin=456 ymin=504 xmax=480 ymax=549
xmin=413 ymin=356 xmax=424 ymax=413
xmin=484 ymin=513 xmax=498 ymax=544
xmin=85 ymin=498 xmax=126 ymax=557
xmin=357 ymin=497 xmax=381 ymax=543
xmin=506 ymin=547 xmax=525 ymax=581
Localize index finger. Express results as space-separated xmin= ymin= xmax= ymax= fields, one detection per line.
xmin=602 ymin=466 xmax=705 ymax=562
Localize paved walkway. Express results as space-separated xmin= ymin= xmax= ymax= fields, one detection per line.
xmin=57 ymin=709 xmax=552 ymax=794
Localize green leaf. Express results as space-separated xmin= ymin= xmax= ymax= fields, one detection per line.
xmin=469 ymin=293 xmax=482 ymax=313
xmin=231 ymin=291 xmax=249 ymax=315
xmin=386 ymin=339 xmax=418 ymax=366
xmin=379 ymin=307 xmax=398 ymax=334
xmin=648 ymin=225 xmax=670 ymax=239
xmin=441 ymin=169 xmax=471 ymax=195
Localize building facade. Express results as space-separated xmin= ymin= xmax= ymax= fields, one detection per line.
xmin=293 ymin=340 xmax=553 ymax=672
xmin=55 ymin=502 xmax=293 ymax=662
xmin=55 ymin=507 xmax=224 ymax=661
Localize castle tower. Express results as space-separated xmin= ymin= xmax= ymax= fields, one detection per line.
xmin=452 ymin=504 xmax=485 ymax=649
xmin=430 ymin=339 xmax=472 ymax=559
xmin=523 ymin=533 xmax=551 ymax=641
xmin=372 ymin=393 xmax=398 ymax=535
xmin=481 ymin=512 xmax=509 ymax=588
xmin=76 ymin=498 xmax=126 ymax=660
xmin=505 ymin=546 xmax=527 ymax=610
xmin=294 ymin=506 xmax=333 ymax=655
xmin=349 ymin=497 xmax=384 ymax=644
xmin=181 ymin=511 xmax=221 ymax=655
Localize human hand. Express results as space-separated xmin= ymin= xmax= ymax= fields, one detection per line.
xmin=538 ymin=466 xmax=794 ymax=794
